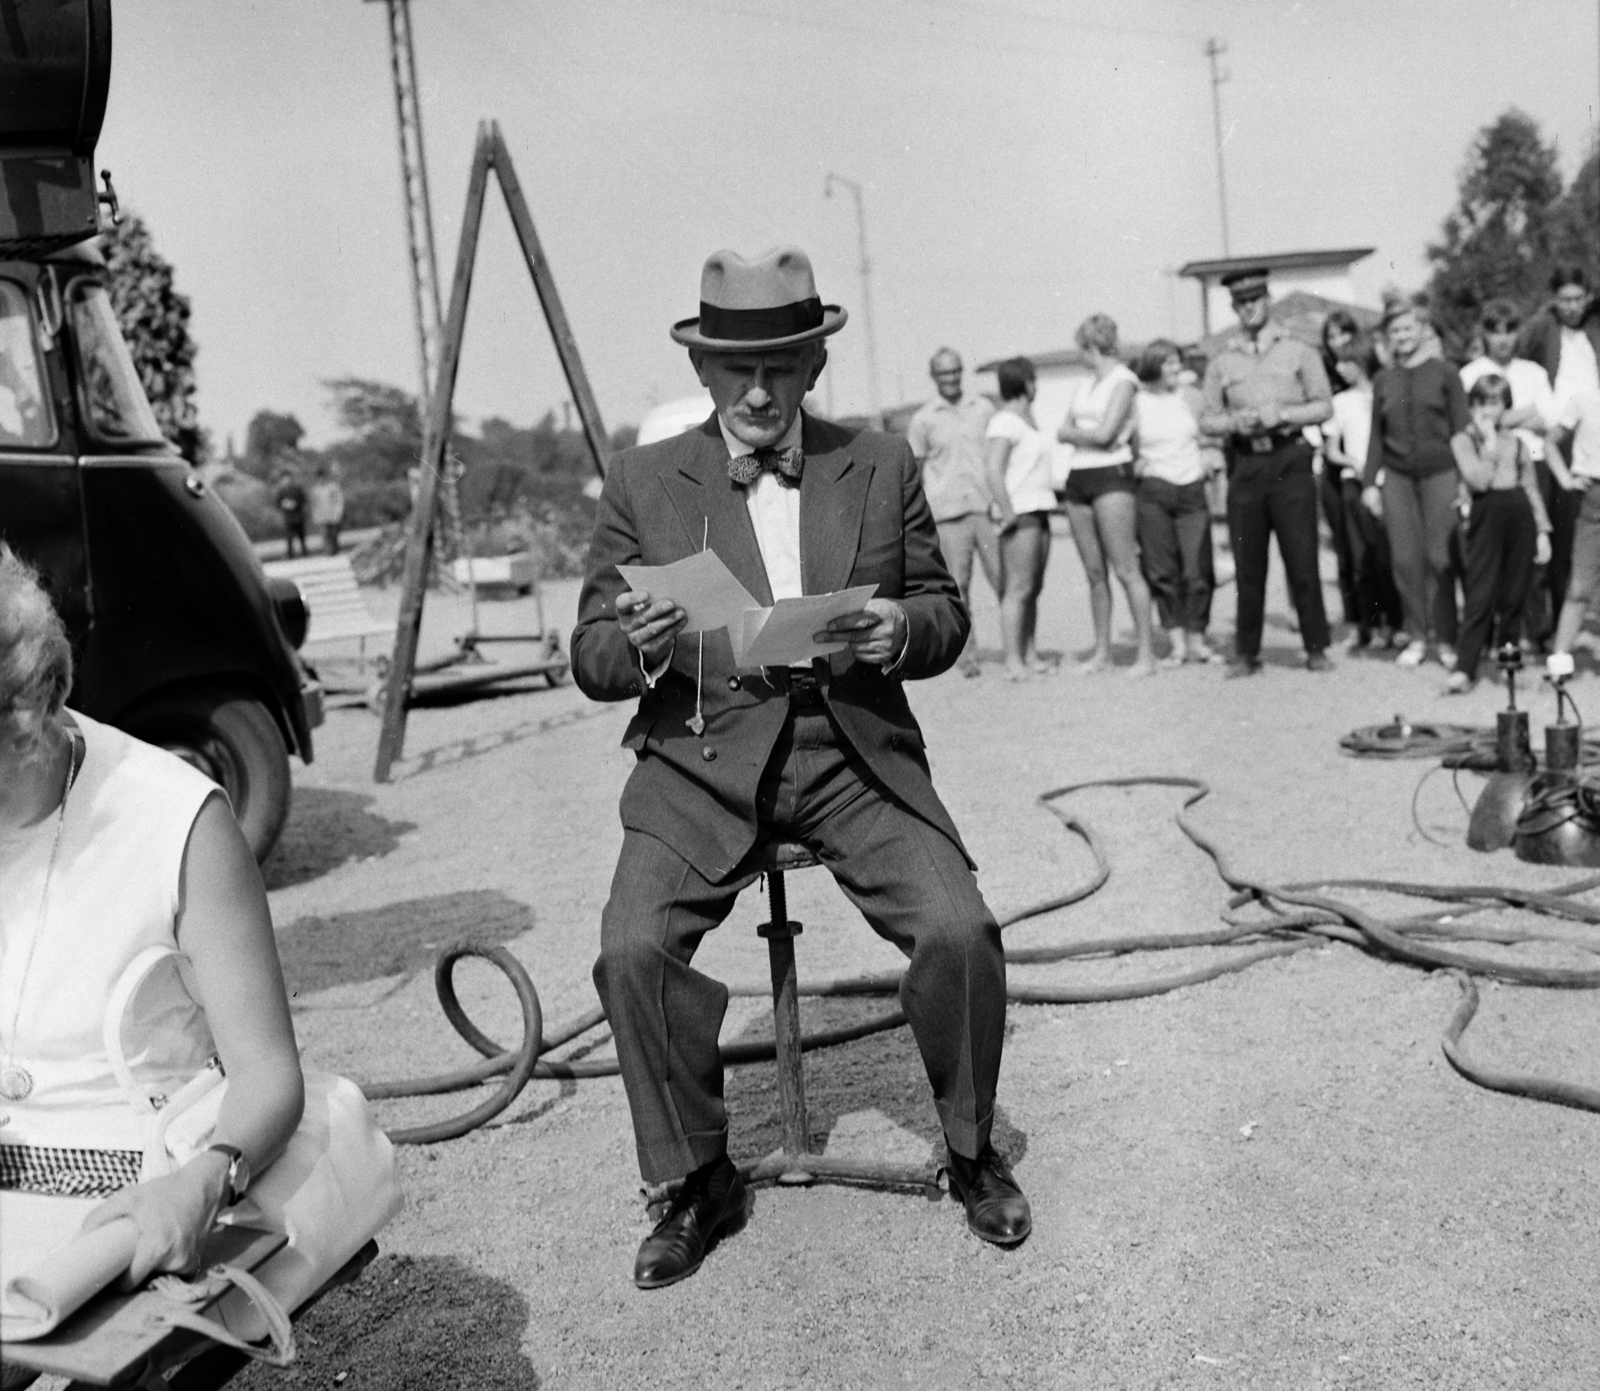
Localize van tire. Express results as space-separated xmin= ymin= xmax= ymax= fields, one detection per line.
xmin=123 ymin=688 xmax=291 ymax=862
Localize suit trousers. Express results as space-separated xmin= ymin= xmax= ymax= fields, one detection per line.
xmin=1227 ymin=442 xmax=1330 ymax=660
xmin=593 ymin=705 xmax=1006 ymax=1184
xmin=1136 ymin=476 xmax=1214 ymax=633
xmin=1455 ymin=490 xmax=1537 ymax=682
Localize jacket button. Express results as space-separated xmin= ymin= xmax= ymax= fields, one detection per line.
xmin=727 ymin=675 xmax=741 ymax=690
xmin=702 ymin=747 xmax=717 ymax=762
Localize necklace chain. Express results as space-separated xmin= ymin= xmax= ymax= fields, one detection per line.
xmin=0 ymin=727 xmax=82 ymax=1103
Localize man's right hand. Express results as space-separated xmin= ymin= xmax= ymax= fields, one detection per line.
xmin=1560 ymin=472 xmax=1591 ymax=492
xmin=617 ymin=589 xmax=686 ymax=669
xmin=1361 ymin=485 xmax=1384 ymax=518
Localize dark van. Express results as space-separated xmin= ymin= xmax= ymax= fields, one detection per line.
xmin=0 ymin=0 xmax=320 ymax=858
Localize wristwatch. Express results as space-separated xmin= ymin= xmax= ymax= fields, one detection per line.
xmin=205 ymin=1143 xmax=251 ymax=1205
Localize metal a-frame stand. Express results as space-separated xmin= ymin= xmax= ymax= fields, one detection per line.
xmin=373 ymin=121 xmax=609 ymax=783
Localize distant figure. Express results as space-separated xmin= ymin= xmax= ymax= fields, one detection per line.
xmin=273 ymin=469 xmax=308 ymax=558
xmin=1546 ymin=355 xmax=1600 ymax=666
xmin=1447 ymin=374 xmax=1550 ymax=693
xmin=1460 ymin=300 xmax=1563 ymax=648
xmin=1322 ymin=337 xmax=1403 ymax=648
xmin=1319 ymin=311 xmax=1367 ymax=637
xmin=1133 ymin=339 xmax=1217 ymax=665
xmin=907 ymin=348 xmax=998 ymax=676
xmin=1056 ymin=313 xmax=1156 ymax=676
xmin=1198 ymin=268 xmax=1333 ymax=676
xmin=982 ymin=357 xmax=1055 ymax=679
xmin=310 ymin=465 xmax=347 ymax=556
xmin=1362 ymin=298 xmax=1467 ymax=670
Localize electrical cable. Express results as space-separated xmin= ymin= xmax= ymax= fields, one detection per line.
xmin=359 ymin=777 xmax=1600 ymax=1142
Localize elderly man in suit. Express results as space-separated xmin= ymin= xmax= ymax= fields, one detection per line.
xmin=572 ymin=246 xmax=1029 ymax=1289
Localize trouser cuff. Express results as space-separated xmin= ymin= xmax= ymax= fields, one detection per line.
xmin=636 ymin=1128 xmax=729 ymax=1186
xmin=939 ymin=1107 xmax=992 ymax=1162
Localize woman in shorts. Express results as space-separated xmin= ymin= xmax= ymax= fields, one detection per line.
xmin=1056 ymin=313 xmax=1155 ymax=675
xmin=983 ymin=357 xmax=1056 ymax=679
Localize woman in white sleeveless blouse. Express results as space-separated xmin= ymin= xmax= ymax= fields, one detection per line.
xmin=1056 ymin=314 xmax=1157 ymax=675
xmin=0 ymin=546 xmax=304 ymax=1295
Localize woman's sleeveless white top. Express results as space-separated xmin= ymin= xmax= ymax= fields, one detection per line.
xmin=0 ymin=713 xmax=220 ymax=1151
xmin=1067 ymin=363 xmax=1139 ymax=469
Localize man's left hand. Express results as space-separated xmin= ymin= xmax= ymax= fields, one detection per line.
xmin=1255 ymin=402 xmax=1282 ymax=430
xmin=818 ymin=599 xmax=907 ymax=667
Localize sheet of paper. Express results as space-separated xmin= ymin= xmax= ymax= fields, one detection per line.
xmin=736 ymin=584 xmax=881 ymax=668
xmin=616 ymin=550 xmax=760 ymax=634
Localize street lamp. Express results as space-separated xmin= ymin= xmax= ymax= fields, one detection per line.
xmin=824 ymin=171 xmax=882 ymax=425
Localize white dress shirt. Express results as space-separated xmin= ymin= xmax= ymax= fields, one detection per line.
xmin=720 ymin=415 xmax=804 ymax=601
xmin=1556 ymin=328 xmax=1600 ymax=412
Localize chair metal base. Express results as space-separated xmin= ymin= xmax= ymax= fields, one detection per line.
xmin=645 ymin=851 xmax=944 ymax=1212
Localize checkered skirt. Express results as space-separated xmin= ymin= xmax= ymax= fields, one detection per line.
xmin=0 ymin=1144 xmax=143 ymax=1197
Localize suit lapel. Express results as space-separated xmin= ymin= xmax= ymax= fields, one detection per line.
xmin=658 ymin=420 xmax=774 ymax=607
xmin=800 ymin=414 xmax=872 ymax=595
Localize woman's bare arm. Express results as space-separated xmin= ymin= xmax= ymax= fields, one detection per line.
xmin=83 ymin=795 xmax=304 ymax=1284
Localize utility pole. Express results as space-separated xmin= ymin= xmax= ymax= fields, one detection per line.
xmin=369 ymin=0 xmax=444 ymax=399
xmin=824 ymin=172 xmax=882 ymax=425
xmin=1204 ymin=36 xmax=1232 ymax=258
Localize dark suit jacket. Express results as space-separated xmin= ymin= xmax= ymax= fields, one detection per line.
xmin=1517 ymin=305 xmax=1600 ymax=387
xmin=571 ymin=411 xmax=971 ymax=883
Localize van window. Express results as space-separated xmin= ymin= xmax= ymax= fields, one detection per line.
xmin=68 ymin=282 xmax=166 ymax=446
xmin=0 ymin=280 xmax=56 ymax=447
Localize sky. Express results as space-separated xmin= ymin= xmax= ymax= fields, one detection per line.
xmin=94 ymin=0 xmax=1599 ymax=451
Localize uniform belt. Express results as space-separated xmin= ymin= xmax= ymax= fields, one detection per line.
xmin=775 ymin=669 xmax=827 ymax=708
xmin=1234 ymin=429 xmax=1303 ymax=455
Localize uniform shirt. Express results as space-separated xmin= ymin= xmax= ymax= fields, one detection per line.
xmin=906 ymin=393 xmax=996 ymax=523
xmin=1199 ymin=322 xmax=1332 ymax=432
xmin=1459 ymin=356 xmax=1553 ymax=463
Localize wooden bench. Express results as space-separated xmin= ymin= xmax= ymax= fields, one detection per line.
xmin=263 ymin=556 xmax=393 ymax=667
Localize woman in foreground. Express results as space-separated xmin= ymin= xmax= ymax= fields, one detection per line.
xmin=0 ymin=546 xmax=303 ymax=1297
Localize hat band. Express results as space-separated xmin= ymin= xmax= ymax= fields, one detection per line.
xmin=698 ymin=296 xmax=823 ymax=341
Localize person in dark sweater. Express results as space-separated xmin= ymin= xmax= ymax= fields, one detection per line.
xmin=1362 ymin=301 xmax=1468 ymax=668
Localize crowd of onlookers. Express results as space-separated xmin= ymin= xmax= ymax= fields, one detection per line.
xmin=907 ymin=264 xmax=1600 ymax=690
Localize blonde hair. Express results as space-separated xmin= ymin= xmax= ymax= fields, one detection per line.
xmin=0 ymin=544 xmax=73 ymax=755
xmin=1075 ymin=313 xmax=1119 ymax=356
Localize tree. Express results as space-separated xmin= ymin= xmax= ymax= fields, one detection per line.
xmin=99 ymin=212 xmax=201 ymax=453
xmin=1549 ymin=145 xmax=1600 ymax=284
xmin=1426 ymin=109 xmax=1564 ymax=346
xmin=242 ymin=410 xmax=305 ymax=479
xmin=321 ymin=377 xmax=425 ymax=485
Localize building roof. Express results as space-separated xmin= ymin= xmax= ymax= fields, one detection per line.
xmin=975 ymin=347 xmax=1092 ymax=374
xmin=1178 ymin=248 xmax=1375 ymax=281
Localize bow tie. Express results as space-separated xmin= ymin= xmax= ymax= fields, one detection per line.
xmin=728 ymin=446 xmax=804 ymax=488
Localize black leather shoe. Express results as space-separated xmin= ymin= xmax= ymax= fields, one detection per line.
xmin=946 ymin=1145 xmax=1032 ymax=1247
xmin=1305 ymin=650 xmax=1332 ymax=673
xmin=1224 ymin=658 xmax=1263 ymax=679
xmin=634 ymin=1156 xmax=747 ymax=1289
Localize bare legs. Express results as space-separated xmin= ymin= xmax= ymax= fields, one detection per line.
xmin=997 ymin=516 xmax=1051 ymax=677
xmin=1064 ymin=488 xmax=1155 ymax=674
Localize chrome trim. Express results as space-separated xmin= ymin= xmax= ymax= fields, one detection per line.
xmin=0 ymin=452 xmax=74 ymax=467
xmin=78 ymin=454 xmax=185 ymax=468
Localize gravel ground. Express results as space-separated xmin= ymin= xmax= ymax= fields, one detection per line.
xmin=228 ymin=528 xmax=1598 ymax=1390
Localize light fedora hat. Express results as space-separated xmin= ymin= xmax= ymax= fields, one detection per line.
xmin=671 ymin=245 xmax=847 ymax=351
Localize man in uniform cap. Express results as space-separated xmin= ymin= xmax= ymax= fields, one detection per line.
xmin=571 ymin=245 xmax=1030 ymax=1290
xmin=1199 ymin=266 xmax=1335 ymax=674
